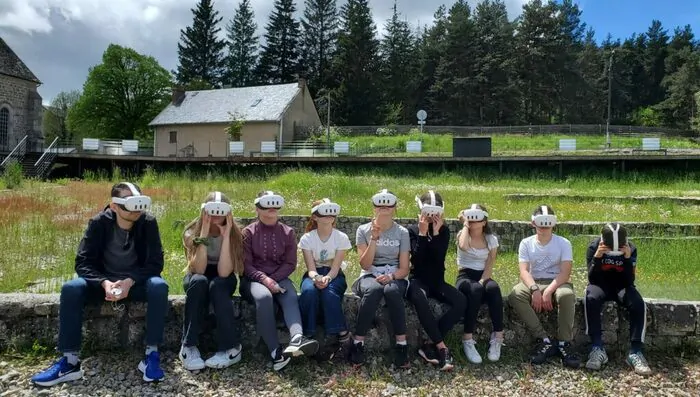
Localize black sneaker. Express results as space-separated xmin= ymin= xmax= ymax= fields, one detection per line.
xmin=283 ymin=335 xmax=319 ymax=357
xmin=530 ymin=339 xmax=558 ymax=365
xmin=348 ymin=341 xmax=365 ymax=365
xmin=329 ymin=339 xmax=352 ymax=364
xmin=557 ymin=342 xmax=581 ymax=369
xmin=393 ymin=344 xmax=411 ymax=369
xmin=417 ymin=343 xmax=439 ymax=365
xmin=272 ymin=349 xmax=291 ymax=371
xmin=437 ymin=347 xmax=454 ymax=371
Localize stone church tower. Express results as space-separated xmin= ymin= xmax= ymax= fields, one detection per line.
xmin=0 ymin=37 xmax=43 ymax=152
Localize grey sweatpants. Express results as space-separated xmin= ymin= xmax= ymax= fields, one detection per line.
xmin=240 ymin=277 xmax=303 ymax=353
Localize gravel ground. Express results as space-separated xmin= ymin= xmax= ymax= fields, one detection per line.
xmin=0 ymin=349 xmax=698 ymax=397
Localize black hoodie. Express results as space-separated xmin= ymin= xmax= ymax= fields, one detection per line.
xmin=75 ymin=207 xmax=164 ymax=288
xmin=586 ymin=236 xmax=637 ymax=290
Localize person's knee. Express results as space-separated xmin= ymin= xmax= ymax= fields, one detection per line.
xmin=383 ymin=282 xmax=404 ymax=301
xmin=624 ymin=287 xmax=646 ymax=313
xmin=407 ymin=284 xmax=426 ymax=301
xmin=254 ymin=288 xmax=274 ymax=309
xmin=556 ymin=286 xmax=576 ymax=307
xmin=585 ymin=284 xmax=605 ymax=302
xmin=61 ymin=278 xmax=88 ymax=298
xmin=209 ymin=276 xmax=234 ymax=295
xmin=452 ymin=291 xmax=467 ymax=312
xmin=508 ymin=285 xmax=528 ymax=305
xmin=484 ymin=280 xmax=501 ymax=296
xmin=300 ymin=278 xmax=317 ymax=295
xmin=147 ymin=277 xmax=169 ymax=296
xmin=362 ymin=281 xmax=384 ymax=299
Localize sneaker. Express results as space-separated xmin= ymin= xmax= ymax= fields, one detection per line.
xmin=627 ymin=352 xmax=652 ymax=375
xmin=558 ymin=342 xmax=581 ymax=369
xmin=179 ymin=345 xmax=205 ymax=371
xmin=437 ymin=347 xmax=454 ymax=371
xmin=530 ymin=339 xmax=558 ymax=365
xmin=31 ymin=357 xmax=84 ymax=387
xmin=283 ymin=335 xmax=319 ymax=357
xmin=417 ymin=343 xmax=439 ymax=365
xmin=462 ymin=339 xmax=483 ymax=364
xmin=348 ymin=341 xmax=365 ymax=365
xmin=393 ymin=343 xmax=411 ymax=369
xmin=487 ymin=337 xmax=504 ymax=362
xmin=272 ymin=348 xmax=291 ymax=371
xmin=138 ymin=351 xmax=165 ymax=382
xmin=585 ymin=347 xmax=608 ymax=371
xmin=205 ymin=345 xmax=242 ymax=369
xmin=328 ymin=341 xmax=350 ymax=363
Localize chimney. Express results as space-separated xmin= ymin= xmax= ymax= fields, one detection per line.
xmin=171 ymin=86 xmax=186 ymax=105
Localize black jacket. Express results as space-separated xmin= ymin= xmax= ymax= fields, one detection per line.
xmin=586 ymin=236 xmax=637 ymax=289
xmin=75 ymin=207 xmax=164 ymax=287
xmin=408 ymin=224 xmax=450 ymax=289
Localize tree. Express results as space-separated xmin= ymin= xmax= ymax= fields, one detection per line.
xmin=43 ymin=90 xmax=81 ymax=142
xmin=225 ymin=0 xmax=259 ymax=87
xmin=415 ymin=6 xmax=448 ymax=121
xmin=656 ymin=50 xmax=700 ymax=128
xmin=256 ymin=0 xmax=301 ymax=84
xmin=330 ymin=0 xmax=381 ymax=125
xmin=67 ymin=44 xmax=172 ymax=140
xmin=300 ymin=0 xmax=339 ymax=91
xmin=175 ymin=0 xmax=227 ymax=88
xmin=642 ymin=20 xmax=669 ymax=106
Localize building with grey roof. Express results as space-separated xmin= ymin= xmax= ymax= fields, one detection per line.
xmin=148 ymin=79 xmax=321 ymax=157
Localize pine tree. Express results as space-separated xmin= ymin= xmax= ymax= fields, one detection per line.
xmin=300 ymin=0 xmax=339 ymax=91
xmin=225 ymin=0 xmax=259 ymax=87
xmin=643 ymin=20 xmax=670 ymax=106
xmin=175 ymin=0 xmax=227 ymax=88
xmin=415 ymin=6 xmax=448 ymax=122
xmin=256 ymin=0 xmax=302 ymax=84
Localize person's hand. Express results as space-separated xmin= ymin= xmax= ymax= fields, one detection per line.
xmin=264 ymin=277 xmax=283 ymax=294
xmin=531 ymin=289 xmax=543 ymax=313
xmin=370 ymin=218 xmax=381 ymax=241
xmin=418 ymin=214 xmax=429 ymax=236
xmin=478 ymin=279 xmax=486 ymax=286
xmin=218 ymin=213 xmax=233 ymax=237
xmin=433 ymin=214 xmax=444 ymax=234
xmin=200 ymin=213 xmax=211 ymax=238
xmin=113 ymin=278 xmax=134 ymax=301
xmin=542 ymin=287 xmax=554 ymax=312
xmin=594 ymin=240 xmax=609 ymax=258
xmin=102 ymin=280 xmax=118 ymax=301
xmin=375 ymin=274 xmax=392 ymax=285
xmin=318 ymin=276 xmax=331 ymax=289
xmin=622 ymin=244 xmax=632 ymax=259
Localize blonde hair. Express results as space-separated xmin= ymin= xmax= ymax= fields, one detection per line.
xmin=182 ymin=192 xmax=245 ymax=275
xmin=305 ymin=199 xmax=338 ymax=232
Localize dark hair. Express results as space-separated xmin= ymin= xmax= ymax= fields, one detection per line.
xmin=458 ymin=203 xmax=493 ymax=235
xmin=111 ymin=182 xmax=142 ymax=198
xmin=419 ymin=190 xmax=443 ymax=207
xmin=257 ymin=190 xmax=272 ymax=198
xmin=601 ymin=223 xmax=628 ymax=248
xmin=533 ymin=204 xmax=555 ymax=217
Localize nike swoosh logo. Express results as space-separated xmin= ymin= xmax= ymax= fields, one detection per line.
xmin=58 ymin=370 xmax=72 ymax=377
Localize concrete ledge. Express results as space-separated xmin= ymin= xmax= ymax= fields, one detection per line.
xmin=0 ymin=294 xmax=697 ymax=354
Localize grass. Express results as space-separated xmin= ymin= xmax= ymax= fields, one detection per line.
xmin=0 ymin=166 xmax=698 ymax=300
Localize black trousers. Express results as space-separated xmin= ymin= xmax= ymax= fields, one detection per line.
xmin=456 ymin=268 xmax=504 ymax=334
xmin=584 ymin=284 xmax=646 ymax=345
xmin=407 ymin=278 xmax=466 ymax=344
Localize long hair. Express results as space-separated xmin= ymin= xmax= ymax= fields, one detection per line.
xmin=182 ymin=192 xmax=245 ymax=275
xmin=305 ymin=199 xmax=338 ymax=232
xmin=458 ymin=203 xmax=493 ymax=249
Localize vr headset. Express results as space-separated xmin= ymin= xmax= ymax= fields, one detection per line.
xmin=201 ymin=191 xmax=231 ymax=216
xmin=531 ymin=205 xmax=557 ymax=227
xmin=111 ymin=182 xmax=151 ymax=212
xmin=603 ymin=223 xmax=626 ymax=256
xmin=372 ymin=189 xmax=397 ymax=207
xmin=462 ymin=204 xmax=488 ymax=221
xmin=415 ymin=190 xmax=444 ymax=216
xmin=254 ymin=191 xmax=285 ymax=209
xmin=312 ymin=198 xmax=341 ymax=216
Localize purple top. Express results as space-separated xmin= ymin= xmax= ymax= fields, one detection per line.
xmin=243 ymin=220 xmax=297 ymax=284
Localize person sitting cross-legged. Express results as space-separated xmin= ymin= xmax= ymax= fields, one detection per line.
xmin=31 ymin=182 xmax=169 ymax=387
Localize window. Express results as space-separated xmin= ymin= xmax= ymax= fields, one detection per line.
xmin=169 ymin=130 xmax=177 ymax=143
xmin=0 ymin=107 xmax=9 ymax=148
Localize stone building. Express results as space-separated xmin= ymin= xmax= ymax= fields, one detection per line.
xmin=0 ymin=37 xmax=43 ymax=152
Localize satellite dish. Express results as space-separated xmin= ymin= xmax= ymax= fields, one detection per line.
xmin=417 ymin=110 xmax=427 ymax=121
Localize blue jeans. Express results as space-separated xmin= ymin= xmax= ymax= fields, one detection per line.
xmin=57 ymin=276 xmax=169 ymax=353
xmin=299 ymin=267 xmax=347 ymax=336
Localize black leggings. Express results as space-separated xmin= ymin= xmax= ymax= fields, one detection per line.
xmin=407 ymin=278 xmax=466 ymax=344
xmin=456 ymin=268 xmax=504 ymax=334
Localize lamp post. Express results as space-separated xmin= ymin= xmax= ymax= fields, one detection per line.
xmin=606 ymin=49 xmax=615 ymax=149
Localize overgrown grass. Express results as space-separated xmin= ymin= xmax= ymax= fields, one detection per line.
xmin=0 ymin=167 xmax=698 ymax=300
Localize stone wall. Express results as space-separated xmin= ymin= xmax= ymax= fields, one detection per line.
xmin=0 ymin=74 xmax=43 ymax=150
xmin=1 ymin=293 xmax=697 ymax=355
xmin=239 ymin=216 xmax=700 ymax=252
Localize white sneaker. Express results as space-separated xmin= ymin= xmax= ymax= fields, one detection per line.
xmin=179 ymin=345 xmax=205 ymax=371
xmin=205 ymin=345 xmax=242 ymax=369
xmin=487 ymin=337 xmax=504 ymax=362
xmin=462 ymin=339 xmax=483 ymax=364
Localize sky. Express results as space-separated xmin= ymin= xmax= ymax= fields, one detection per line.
xmin=1 ymin=0 xmax=699 ymax=105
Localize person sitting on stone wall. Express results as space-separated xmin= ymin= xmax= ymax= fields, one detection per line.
xmin=31 ymin=182 xmax=168 ymax=387
xmin=584 ymin=222 xmax=651 ymax=375
xmin=179 ymin=191 xmax=245 ymax=371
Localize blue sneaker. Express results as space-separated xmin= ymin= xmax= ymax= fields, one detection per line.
xmin=31 ymin=357 xmax=83 ymax=387
xmin=137 ymin=351 xmax=165 ymax=382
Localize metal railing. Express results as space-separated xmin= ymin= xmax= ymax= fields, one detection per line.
xmin=0 ymin=135 xmax=28 ymax=167
xmin=33 ymin=137 xmax=59 ymax=179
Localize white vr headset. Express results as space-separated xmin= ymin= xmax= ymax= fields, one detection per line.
xmin=415 ymin=190 xmax=444 ymax=216
xmin=531 ymin=205 xmax=557 ymax=227
xmin=372 ymin=189 xmax=397 ymax=207
xmin=201 ymin=191 xmax=231 ymax=216
xmin=254 ymin=190 xmax=285 ymax=209
xmin=603 ymin=223 xmax=626 ymax=256
xmin=312 ymin=198 xmax=341 ymax=216
xmin=111 ymin=182 xmax=151 ymax=212
xmin=462 ymin=204 xmax=488 ymax=221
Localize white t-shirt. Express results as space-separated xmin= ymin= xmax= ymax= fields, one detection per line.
xmin=456 ymin=234 xmax=499 ymax=271
xmin=518 ymin=234 xmax=573 ymax=279
xmin=298 ymin=229 xmax=352 ymax=269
